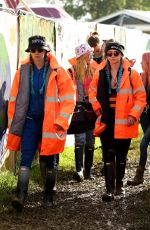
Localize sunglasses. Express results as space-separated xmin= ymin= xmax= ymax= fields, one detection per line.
xmin=107 ymin=51 xmax=120 ymax=57
xmin=30 ymin=49 xmax=44 ymax=53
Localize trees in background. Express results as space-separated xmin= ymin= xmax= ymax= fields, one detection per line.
xmin=61 ymin=0 xmax=150 ymax=20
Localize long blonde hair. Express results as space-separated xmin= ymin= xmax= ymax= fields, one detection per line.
xmin=74 ymin=54 xmax=93 ymax=83
xmin=141 ymin=52 xmax=150 ymax=89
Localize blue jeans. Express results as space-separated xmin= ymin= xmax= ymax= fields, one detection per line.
xmin=139 ymin=112 xmax=150 ymax=167
xmin=20 ymin=118 xmax=57 ymax=169
xmin=75 ymin=129 xmax=95 ymax=147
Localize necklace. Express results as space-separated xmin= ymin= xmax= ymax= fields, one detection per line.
xmin=111 ymin=76 xmax=117 ymax=89
xmin=106 ymin=63 xmax=123 ymax=94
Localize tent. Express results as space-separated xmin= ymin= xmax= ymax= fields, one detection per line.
xmin=17 ymin=2 xmax=74 ymax=20
xmin=94 ymin=9 xmax=150 ymax=34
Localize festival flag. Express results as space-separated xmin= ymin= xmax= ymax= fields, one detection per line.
xmin=4 ymin=0 xmax=19 ymax=9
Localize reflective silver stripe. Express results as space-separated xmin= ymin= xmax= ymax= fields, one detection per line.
xmin=9 ymin=96 xmax=16 ymax=102
xmin=8 ymin=118 xmax=12 ymax=126
xmin=133 ymin=105 xmax=142 ymax=112
xmin=90 ymin=85 xmax=97 ymax=92
xmin=43 ymin=132 xmax=66 ymax=140
xmin=90 ymin=97 xmax=97 ymax=103
xmin=115 ymin=119 xmax=128 ymax=124
xmin=96 ymin=117 xmax=101 ymax=122
xmin=59 ymin=112 xmax=70 ymax=119
xmin=133 ymin=86 xmax=145 ymax=94
xmin=45 ymin=96 xmax=57 ymax=102
xmin=59 ymin=94 xmax=75 ymax=102
xmin=119 ymin=89 xmax=132 ymax=94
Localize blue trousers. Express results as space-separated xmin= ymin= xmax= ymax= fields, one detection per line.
xmin=139 ymin=112 xmax=150 ymax=167
xmin=20 ymin=118 xmax=57 ymax=169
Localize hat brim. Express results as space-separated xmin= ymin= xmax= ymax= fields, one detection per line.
xmin=25 ymin=46 xmax=51 ymax=52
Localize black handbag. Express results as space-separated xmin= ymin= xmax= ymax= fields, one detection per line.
xmin=67 ymin=101 xmax=97 ymax=134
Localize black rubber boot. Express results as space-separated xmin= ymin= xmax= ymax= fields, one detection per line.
xmin=84 ymin=146 xmax=95 ymax=180
xmin=42 ymin=168 xmax=57 ymax=208
xmin=11 ymin=167 xmax=29 ymax=212
xmin=73 ymin=145 xmax=84 ymax=182
xmin=40 ymin=160 xmax=57 ymax=193
xmin=115 ymin=161 xmax=126 ymax=195
xmin=102 ymin=161 xmax=115 ymax=202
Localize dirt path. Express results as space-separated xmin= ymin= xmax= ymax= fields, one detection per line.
xmin=0 ymin=160 xmax=150 ymax=230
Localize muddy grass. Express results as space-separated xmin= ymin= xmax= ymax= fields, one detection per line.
xmin=0 ymin=159 xmax=150 ymax=230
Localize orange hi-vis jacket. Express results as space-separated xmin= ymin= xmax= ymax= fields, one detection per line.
xmin=89 ymin=59 xmax=146 ymax=139
xmin=7 ymin=53 xmax=76 ymax=155
xmin=68 ymin=57 xmax=99 ymax=100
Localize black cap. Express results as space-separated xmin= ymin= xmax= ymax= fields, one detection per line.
xmin=105 ymin=41 xmax=125 ymax=55
xmin=25 ymin=35 xmax=51 ymax=52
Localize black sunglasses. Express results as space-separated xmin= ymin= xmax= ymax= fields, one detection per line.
xmin=30 ymin=48 xmax=44 ymax=53
xmin=107 ymin=51 xmax=120 ymax=57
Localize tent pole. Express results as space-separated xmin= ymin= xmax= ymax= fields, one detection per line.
xmin=19 ymin=0 xmax=35 ymax=14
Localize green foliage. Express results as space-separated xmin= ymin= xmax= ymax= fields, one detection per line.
xmin=63 ymin=0 xmax=150 ymax=20
xmin=142 ymin=0 xmax=150 ymax=10
xmin=0 ymin=171 xmax=16 ymax=201
xmin=63 ymin=0 xmax=86 ymax=20
xmin=82 ymin=0 xmax=126 ymax=20
xmin=125 ymin=0 xmax=143 ymax=10
xmin=128 ymin=126 xmax=143 ymax=161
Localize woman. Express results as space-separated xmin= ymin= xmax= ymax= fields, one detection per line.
xmin=7 ymin=35 xmax=75 ymax=211
xmin=127 ymin=51 xmax=150 ymax=186
xmin=89 ymin=40 xmax=146 ymax=201
xmin=87 ymin=32 xmax=107 ymax=176
xmin=68 ymin=43 xmax=99 ymax=182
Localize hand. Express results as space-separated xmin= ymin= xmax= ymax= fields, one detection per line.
xmin=127 ymin=115 xmax=136 ymax=126
xmin=55 ymin=124 xmax=64 ymax=131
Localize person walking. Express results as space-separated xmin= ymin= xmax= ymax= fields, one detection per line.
xmin=68 ymin=43 xmax=98 ymax=182
xmin=6 ymin=35 xmax=75 ymax=211
xmin=89 ymin=40 xmax=146 ymax=201
xmin=127 ymin=51 xmax=150 ymax=186
xmin=87 ymin=33 xmax=109 ymax=176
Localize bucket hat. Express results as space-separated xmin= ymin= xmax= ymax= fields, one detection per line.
xmin=25 ymin=35 xmax=51 ymax=52
xmin=75 ymin=43 xmax=92 ymax=58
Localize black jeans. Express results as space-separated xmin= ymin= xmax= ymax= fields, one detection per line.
xmin=100 ymin=108 xmax=131 ymax=187
xmin=100 ymin=108 xmax=131 ymax=163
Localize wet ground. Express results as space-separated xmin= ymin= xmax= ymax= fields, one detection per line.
xmin=0 ymin=160 xmax=150 ymax=230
